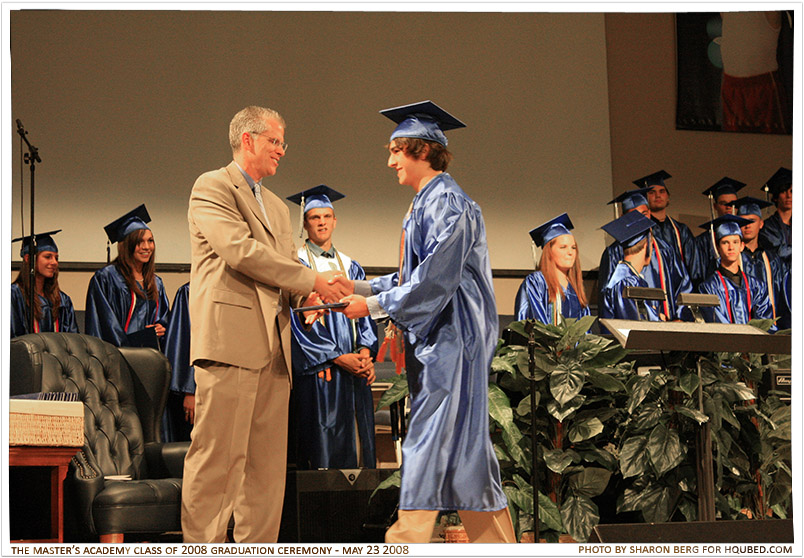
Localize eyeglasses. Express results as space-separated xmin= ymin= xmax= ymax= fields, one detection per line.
xmin=250 ymin=131 xmax=288 ymax=152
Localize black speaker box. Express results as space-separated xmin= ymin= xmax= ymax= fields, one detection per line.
xmin=589 ymin=519 xmax=793 ymax=543
xmin=279 ymin=468 xmax=399 ymax=543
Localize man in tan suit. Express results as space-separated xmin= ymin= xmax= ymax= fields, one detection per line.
xmin=182 ymin=106 xmax=346 ymax=542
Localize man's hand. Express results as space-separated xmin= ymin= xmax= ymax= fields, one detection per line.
xmin=183 ymin=393 xmax=196 ymax=425
xmin=301 ymin=292 xmax=327 ymax=324
xmin=337 ymin=295 xmax=370 ymax=319
xmin=314 ymin=271 xmax=353 ymax=303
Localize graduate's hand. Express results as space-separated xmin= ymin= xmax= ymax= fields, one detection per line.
xmin=302 ymin=292 xmax=327 ymax=324
xmin=148 ymin=323 xmax=166 ymax=337
xmin=183 ymin=393 xmax=196 ymax=425
xmin=337 ymin=295 xmax=369 ymax=319
xmin=314 ymin=271 xmax=351 ymax=303
xmin=358 ymin=348 xmax=376 ymax=385
xmin=334 ymin=353 xmax=368 ymax=376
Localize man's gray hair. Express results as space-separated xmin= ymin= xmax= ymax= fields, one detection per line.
xmin=229 ymin=106 xmax=286 ymax=152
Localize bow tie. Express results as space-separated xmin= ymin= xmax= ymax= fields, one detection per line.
xmin=320 ymin=251 xmax=335 ymax=258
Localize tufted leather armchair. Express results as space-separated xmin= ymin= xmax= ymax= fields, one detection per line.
xmin=10 ymin=332 xmax=189 ymax=543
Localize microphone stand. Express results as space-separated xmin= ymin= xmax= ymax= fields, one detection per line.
xmin=16 ymin=119 xmax=41 ymax=334
xmin=524 ymin=319 xmax=540 ymax=543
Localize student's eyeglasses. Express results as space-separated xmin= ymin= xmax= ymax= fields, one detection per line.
xmin=250 ymin=131 xmax=288 ymax=152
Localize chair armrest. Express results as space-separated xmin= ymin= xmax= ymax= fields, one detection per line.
xmin=144 ymin=441 xmax=189 ymax=478
xmin=65 ymin=448 xmax=105 ymax=538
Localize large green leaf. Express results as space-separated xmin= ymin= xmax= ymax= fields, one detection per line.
xmin=637 ymin=482 xmax=678 ymax=523
xmin=568 ymin=467 xmax=611 ymax=498
xmin=678 ymin=373 xmax=700 ymax=396
xmin=543 ymin=448 xmax=574 ymax=474
xmin=568 ymin=417 xmax=604 ymax=443
xmin=375 ymin=374 xmax=409 ymax=410
xmin=560 ymin=493 xmax=599 ymax=542
xmin=626 ymin=372 xmax=656 ymax=415
xmin=488 ymin=384 xmax=530 ymax=473
xmin=619 ymin=434 xmax=650 ymax=478
xmin=538 ymin=491 xmax=564 ymax=532
xmin=491 ymin=354 xmax=517 ymax=375
xmin=370 ymin=469 xmax=400 ymax=501
xmin=577 ymin=446 xmax=618 ymax=470
xmin=647 ymin=423 xmax=685 ymax=476
xmin=630 ymin=401 xmax=663 ymax=432
xmin=586 ymin=368 xmax=627 ymax=392
xmin=547 ymin=394 xmax=586 ymax=422
xmin=550 ymin=364 xmax=586 ymax=405
xmin=585 ymin=341 xmax=631 ymax=369
xmin=676 ymin=406 xmax=709 ymax=425
xmin=515 ymin=393 xmax=540 ymax=418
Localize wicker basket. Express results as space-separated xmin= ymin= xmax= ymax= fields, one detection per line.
xmin=9 ymin=399 xmax=84 ymax=447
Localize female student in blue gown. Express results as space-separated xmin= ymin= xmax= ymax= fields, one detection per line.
xmin=162 ymin=281 xmax=195 ymax=442
xmin=11 ymin=230 xmax=79 ymax=337
xmin=514 ymin=213 xmax=590 ymax=324
xmin=85 ymin=205 xmax=170 ymax=348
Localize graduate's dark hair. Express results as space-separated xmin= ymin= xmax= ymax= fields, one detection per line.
xmin=114 ymin=228 xmax=158 ymax=302
xmin=13 ymin=252 xmax=62 ymax=323
xmin=540 ymin=235 xmax=588 ymax=309
xmin=390 ymin=137 xmax=453 ymax=171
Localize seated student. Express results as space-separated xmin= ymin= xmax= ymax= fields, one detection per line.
xmin=758 ymin=167 xmax=792 ymax=268
xmin=693 ymin=177 xmax=745 ymax=287
xmin=728 ymin=196 xmax=784 ymax=323
xmin=599 ymin=211 xmax=663 ymax=322
xmin=286 ymin=185 xmax=378 ymax=470
xmin=85 ymin=204 xmax=170 ymax=349
xmin=697 ymin=215 xmax=775 ymax=331
xmin=514 ymin=213 xmax=590 ymax=324
xmin=638 ymin=170 xmax=698 ymax=278
xmin=598 ymin=188 xmax=690 ymax=321
xmin=162 ymin=282 xmax=195 ymax=442
xmin=11 ymin=230 xmax=79 ymax=337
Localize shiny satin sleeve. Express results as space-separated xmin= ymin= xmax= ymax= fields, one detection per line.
xmin=514 ymin=272 xmax=550 ymax=323
xmin=164 ymin=284 xmax=195 ymax=394
xmin=10 ymin=285 xmax=28 ymax=338
xmin=84 ymin=269 xmax=130 ymax=347
xmin=374 ymin=190 xmax=480 ymax=341
xmin=697 ymin=274 xmax=731 ymax=324
xmin=749 ymin=275 xmax=776 ymax=332
xmin=350 ymin=261 xmax=379 ymax=355
xmin=58 ymin=292 xmax=79 ymax=333
xmin=369 ymin=271 xmax=399 ymax=295
xmin=155 ymin=276 xmax=171 ymax=328
xmin=597 ymin=244 xmax=620 ymax=303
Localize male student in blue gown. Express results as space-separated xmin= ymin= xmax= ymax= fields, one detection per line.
xmin=692 ymin=177 xmax=745 ymax=287
xmin=336 ymin=101 xmax=516 ymax=543
xmin=758 ymin=167 xmax=792 ymax=268
xmin=696 ymin=215 xmax=775 ymax=330
xmin=728 ymin=197 xmax=784 ymax=325
xmin=286 ymin=185 xmax=378 ymax=470
xmin=638 ymin=170 xmax=698 ymax=278
xmin=599 ymin=211 xmax=662 ymax=322
xmin=598 ymin=188 xmax=691 ymax=321
xmin=162 ymin=282 xmax=195 ymax=442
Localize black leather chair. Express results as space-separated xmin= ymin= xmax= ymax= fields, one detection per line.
xmin=10 ymin=332 xmax=188 ymax=542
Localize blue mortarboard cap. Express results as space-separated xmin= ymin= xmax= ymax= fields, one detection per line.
xmin=763 ymin=167 xmax=792 ymax=196
xmin=104 ymin=204 xmax=151 ymax=244
xmin=727 ymin=196 xmax=773 ymax=217
xmin=608 ymin=187 xmax=651 ymax=212
xmin=633 ymin=170 xmax=672 ymax=191
xmin=286 ymin=185 xmax=345 ymax=213
xmin=698 ymin=214 xmax=752 ymax=241
xmin=602 ymin=211 xmax=655 ymax=248
xmin=12 ymin=229 xmax=62 ymax=257
xmin=529 ymin=213 xmax=574 ymax=248
xmin=702 ymin=177 xmax=745 ymax=198
xmin=380 ymin=100 xmax=465 ymax=147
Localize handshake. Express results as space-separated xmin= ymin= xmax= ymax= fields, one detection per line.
xmin=301 ymin=271 xmax=370 ymax=324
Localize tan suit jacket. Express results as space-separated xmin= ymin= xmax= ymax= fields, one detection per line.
xmin=187 ymin=161 xmax=316 ymax=372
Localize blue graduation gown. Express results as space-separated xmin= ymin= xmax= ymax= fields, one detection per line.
xmin=370 ymin=172 xmax=507 ymax=512
xmin=598 ymin=235 xmax=691 ymax=321
xmin=10 ymin=284 xmax=79 ymax=338
xmin=692 ymin=230 xmax=720 ymax=289
xmin=776 ymin=269 xmax=792 ymax=331
xmin=162 ymin=282 xmax=194 ymax=442
xmin=759 ymin=211 xmax=792 ymax=267
xmin=514 ymin=271 xmax=590 ymax=324
xmin=651 ymin=215 xmax=698 ymax=279
xmin=599 ymin=262 xmax=661 ymax=322
xmin=697 ymin=268 xmax=775 ymax=331
xmin=290 ymin=247 xmax=378 ymax=469
xmin=84 ymin=265 xmax=169 ymax=348
xmin=741 ymin=247 xmax=784 ymax=322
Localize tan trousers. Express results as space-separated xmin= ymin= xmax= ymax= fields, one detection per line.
xmin=181 ymin=345 xmax=290 ymax=543
xmin=385 ymin=508 xmax=517 ymax=543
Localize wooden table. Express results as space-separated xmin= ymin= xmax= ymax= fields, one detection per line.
xmin=9 ymin=445 xmax=81 ymax=543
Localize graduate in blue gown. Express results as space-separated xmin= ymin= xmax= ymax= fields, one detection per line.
xmin=758 ymin=167 xmax=792 ymax=268
xmin=85 ymin=205 xmax=170 ymax=349
xmin=692 ymin=177 xmax=745 ymax=288
xmin=515 ymin=213 xmax=590 ymax=324
xmin=162 ymin=282 xmax=195 ymax=442
xmin=336 ymin=101 xmax=516 ymax=543
xmin=696 ymin=215 xmax=775 ymax=331
xmin=286 ymin=185 xmax=378 ymax=469
xmin=598 ymin=188 xmax=691 ymax=321
xmin=729 ymin=197 xmax=785 ymax=324
xmin=10 ymin=230 xmax=79 ymax=337
xmin=776 ymin=269 xmax=792 ymax=331
xmin=599 ymin=212 xmax=662 ymax=322
xmin=638 ymin=170 xmax=699 ymax=278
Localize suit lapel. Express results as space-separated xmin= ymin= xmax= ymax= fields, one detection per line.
xmin=226 ymin=162 xmax=273 ymax=233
